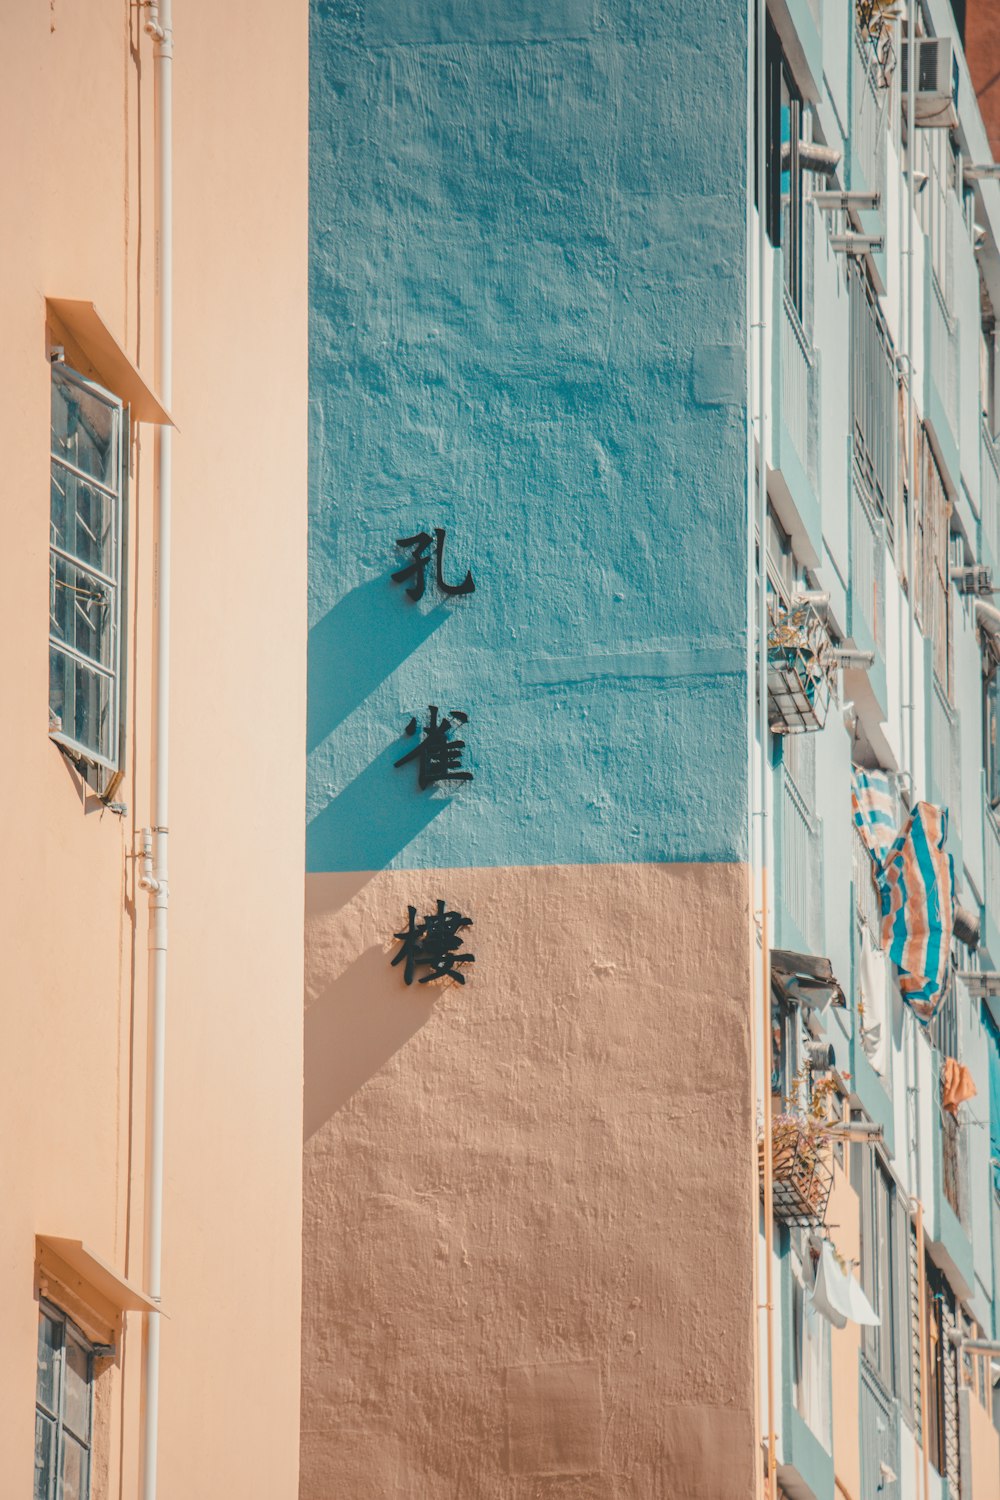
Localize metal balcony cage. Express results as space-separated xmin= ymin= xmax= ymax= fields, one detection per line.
xmin=767 ymin=598 xmax=836 ymax=734
xmin=760 ymin=1121 xmax=835 ymax=1228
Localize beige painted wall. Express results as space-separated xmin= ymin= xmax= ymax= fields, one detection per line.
xmin=0 ymin=2 xmax=306 ymax=1494
xmin=302 ymin=861 xmax=759 ymax=1499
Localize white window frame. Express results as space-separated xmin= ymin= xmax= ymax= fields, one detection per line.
xmin=48 ymin=361 xmax=126 ymax=774
xmin=34 ymin=1299 xmax=94 ymax=1500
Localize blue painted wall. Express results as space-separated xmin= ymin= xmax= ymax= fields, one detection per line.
xmin=308 ymin=0 xmax=750 ymax=873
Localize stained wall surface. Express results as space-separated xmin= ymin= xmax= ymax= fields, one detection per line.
xmin=304 ymin=0 xmax=755 ymax=1493
xmin=0 ymin=3 xmax=306 ymax=1495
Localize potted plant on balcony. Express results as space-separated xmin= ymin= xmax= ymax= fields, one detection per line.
xmin=759 ymin=1068 xmax=841 ymax=1227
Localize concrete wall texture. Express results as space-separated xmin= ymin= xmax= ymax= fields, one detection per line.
xmin=1 ymin=3 xmax=307 ymax=1495
xmin=304 ymin=1 xmax=757 ymax=1495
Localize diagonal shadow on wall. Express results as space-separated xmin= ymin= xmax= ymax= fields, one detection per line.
xmin=307 ymin=573 xmax=449 ymax=751
xmin=303 ymin=942 xmax=436 ymax=1139
xmin=306 ymin=738 xmax=454 ymax=872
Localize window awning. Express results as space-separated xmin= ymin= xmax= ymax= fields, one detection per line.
xmin=771 ymin=949 xmax=847 ymax=1010
xmin=36 ymin=1236 xmax=159 ymax=1326
xmin=45 ymin=298 xmax=172 ymax=425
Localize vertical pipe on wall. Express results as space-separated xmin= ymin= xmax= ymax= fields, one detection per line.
xmin=906 ymin=0 xmax=917 ymax=789
xmin=753 ymin=0 xmax=778 ymax=1493
xmin=141 ymin=1 xmax=173 ymax=1497
xmin=915 ymin=1197 xmax=933 ymax=1500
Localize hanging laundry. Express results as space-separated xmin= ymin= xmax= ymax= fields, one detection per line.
xmin=879 ymin=803 xmax=955 ymax=1024
xmin=852 ymin=765 xmax=898 ymax=868
xmin=859 ymin=935 xmax=888 ymax=1076
xmin=941 ymin=1057 xmax=977 ymax=1116
xmin=808 ymin=1239 xmax=880 ymax=1329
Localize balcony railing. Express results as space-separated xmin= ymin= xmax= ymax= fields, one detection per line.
xmin=850 ymin=261 xmax=895 ymax=536
xmin=780 ymin=287 xmax=817 ymax=486
xmin=851 ymin=474 xmax=886 ymax=650
xmin=780 ymin=768 xmax=822 ymax=951
xmin=983 ymin=418 xmax=1000 ymax=570
xmin=929 ymin=270 xmax=959 ymax=445
xmin=852 ymin=24 xmax=888 ymax=207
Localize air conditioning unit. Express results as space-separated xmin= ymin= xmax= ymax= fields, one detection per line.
xmin=902 ymin=37 xmax=959 ymax=129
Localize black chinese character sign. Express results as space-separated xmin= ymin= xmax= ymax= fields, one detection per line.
xmin=394 ymin=705 xmax=472 ymax=789
xmin=392 ymin=901 xmax=475 ymax=985
xmin=392 ymin=528 xmax=475 ymax=602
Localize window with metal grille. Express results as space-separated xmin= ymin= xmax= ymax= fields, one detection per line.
xmin=764 ymin=20 xmax=804 ymax=317
xmin=34 ymin=1301 xmax=94 ymax=1500
xmin=49 ymin=362 xmax=126 ymax=774
xmin=915 ymin=426 xmax=953 ymax=699
xmin=859 ymin=1150 xmax=912 ymax=1403
xmin=925 ymin=1261 xmax=961 ymax=1492
xmin=849 ymin=260 xmax=896 ymax=544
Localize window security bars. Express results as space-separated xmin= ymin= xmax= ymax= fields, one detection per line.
xmin=929 ymin=673 xmax=959 ymax=833
xmin=860 ymin=1357 xmax=900 ymax=1500
xmin=940 ymin=1105 xmax=968 ymax=1232
xmin=850 ymin=261 xmax=896 ymax=540
xmin=987 ymin=808 xmax=1000 ymax=933
xmin=780 ymin=767 xmax=823 ymax=953
xmin=49 ymin=365 xmax=125 ymax=771
xmin=35 ymin=1302 xmax=93 ymax=1500
xmin=852 ymin=21 xmax=888 ymax=210
xmin=853 ymin=820 xmax=882 ymax=940
xmin=781 ymin=286 xmax=817 ymax=484
xmin=929 ymin=265 xmax=960 ymax=445
xmin=982 ymin=417 xmax=1000 ymax=571
xmin=851 ymin=471 xmax=886 ymax=650
xmin=917 ymin=429 xmax=953 ymax=699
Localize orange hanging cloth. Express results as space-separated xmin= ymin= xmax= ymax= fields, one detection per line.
xmin=941 ymin=1057 xmax=977 ymax=1116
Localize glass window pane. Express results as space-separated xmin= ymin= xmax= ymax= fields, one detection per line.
xmin=34 ymin=1411 xmax=55 ymax=1500
xmin=51 ymin=371 xmax=118 ymax=490
xmin=36 ymin=1312 xmax=60 ymax=1415
xmin=50 ymin=467 xmax=117 ymax=577
xmin=59 ymin=1433 xmax=89 ymax=1500
xmin=49 ymin=646 xmax=115 ymax=763
xmin=49 ymin=554 xmax=116 ymax=670
xmin=62 ymin=1334 xmax=91 ymax=1441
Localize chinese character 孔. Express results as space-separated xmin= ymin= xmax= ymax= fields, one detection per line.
xmin=392 ymin=528 xmax=475 ymax=602
xmin=392 ymin=901 xmax=475 ymax=985
xmin=394 ymin=705 xmax=472 ymax=789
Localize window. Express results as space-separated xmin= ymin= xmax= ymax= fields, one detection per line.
xmin=49 ymin=362 xmax=126 ymax=774
xmin=984 ymin=643 xmax=1000 ymax=808
xmin=858 ymin=1151 xmax=913 ymax=1409
xmin=765 ymin=22 xmax=804 ymax=316
xmin=925 ymin=1261 xmax=961 ymax=1490
xmin=35 ymin=1301 xmax=93 ymax=1500
xmin=915 ymin=427 xmax=953 ymax=698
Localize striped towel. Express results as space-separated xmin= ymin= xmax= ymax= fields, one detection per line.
xmin=852 ymin=766 xmax=898 ymax=867
xmin=879 ymin=803 xmax=955 ymax=1023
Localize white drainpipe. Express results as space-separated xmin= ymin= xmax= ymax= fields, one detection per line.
xmin=139 ymin=1 xmax=173 ymax=1496
xmin=751 ymin=0 xmax=778 ymax=1494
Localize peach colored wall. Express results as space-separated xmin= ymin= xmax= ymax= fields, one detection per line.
xmin=302 ymin=862 xmax=759 ymax=1498
xmin=968 ymin=1372 xmax=1000 ymax=1499
xmin=0 ymin=2 xmax=306 ymax=1496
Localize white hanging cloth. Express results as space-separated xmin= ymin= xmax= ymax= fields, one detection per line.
xmin=859 ymin=933 xmax=889 ymax=1077
xmin=808 ymin=1240 xmax=880 ymax=1328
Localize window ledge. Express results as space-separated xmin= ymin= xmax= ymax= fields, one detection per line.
xmin=35 ymin=1237 xmax=160 ymax=1345
xmin=45 ymin=299 xmax=172 ymax=425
